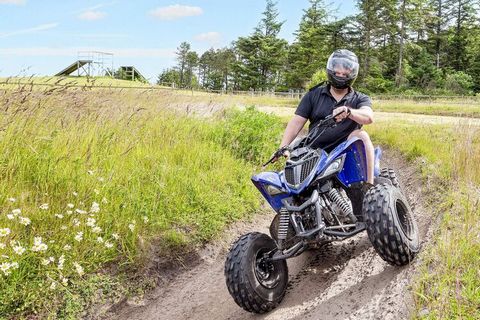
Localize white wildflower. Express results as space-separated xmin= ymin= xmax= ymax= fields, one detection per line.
xmin=102 ymin=197 xmax=108 ymax=204
xmin=12 ymin=244 xmax=25 ymax=255
xmin=32 ymin=237 xmax=48 ymax=252
xmin=94 ymin=189 xmax=100 ymax=195
xmin=73 ymin=262 xmax=84 ymax=276
xmin=112 ymin=233 xmax=119 ymax=240
xmin=128 ymin=224 xmax=135 ymax=232
xmin=63 ymin=244 xmax=72 ymax=251
xmin=90 ymin=202 xmax=100 ymax=213
xmin=87 ymin=170 xmax=94 ymax=175
xmin=98 ymin=177 xmax=105 ymax=182
xmin=6 ymin=214 xmax=14 ymax=220
xmin=67 ymin=203 xmax=74 ymax=209
xmin=92 ymin=226 xmax=102 ymax=234
xmin=61 ymin=277 xmax=68 ymax=286
xmin=58 ymin=255 xmax=65 ymax=270
xmin=66 ymin=210 xmax=73 ymax=215
xmin=74 ymin=232 xmax=83 ymax=242
xmin=96 ymin=237 xmax=104 ymax=243
xmin=8 ymin=197 xmax=16 ymax=202
xmin=142 ymin=216 xmax=149 ymax=224
xmin=10 ymin=261 xmax=18 ymax=269
xmin=49 ymin=240 xmax=55 ymax=244
xmin=39 ymin=203 xmax=49 ymax=210
xmin=60 ymin=225 xmax=67 ymax=230
xmin=19 ymin=217 xmax=31 ymax=226
xmin=105 ymin=241 xmax=113 ymax=248
xmin=0 ymin=243 xmax=5 ymax=249
xmin=11 ymin=209 xmax=21 ymax=216
xmin=75 ymin=209 xmax=87 ymax=215
xmin=72 ymin=191 xmax=78 ymax=197
xmin=85 ymin=218 xmax=96 ymax=228
xmin=0 ymin=262 xmax=11 ymax=275
xmin=41 ymin=257 xmax=54 ymax=265
xmin=50 ymin=281 xmax=57 ymax=290
xmin=55 ymin=214 xmax=64 ymax=219
xmin=0 ymin=228 xmax=11 ymax=237
xmin=73 ymin=218 xmax=80 ymax=227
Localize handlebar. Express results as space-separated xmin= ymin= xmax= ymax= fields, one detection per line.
xmin=262 ymin=145 xmax=291 ymax=167
xmin=262 ymin=109 xmax=350 ymax=167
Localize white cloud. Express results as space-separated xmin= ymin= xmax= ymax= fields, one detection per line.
xmin=0 ymin=47 xmax=176 ymax=58
xmin=78 ymin=10 xmax=106 ymax=21
xmin=85 ymin=1 xmax=116 ymax=11
xmin=194 ymin=32 xmax=222 ymax=46
xmin=76 ymin=33 xmax=128 ymax=39
xmin=149 ymin=5 xmax=203 ymax=21
xmin=0 ymin=0 xmax=25 ymax=5
xmin=0 ymin=23 xmax=58 ymax=38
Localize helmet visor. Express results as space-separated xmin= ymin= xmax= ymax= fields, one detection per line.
xmin=326 ymin=56 xmax=359 ymax=79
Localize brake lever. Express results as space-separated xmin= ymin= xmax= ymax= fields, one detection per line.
xmin=262 ymin=146 xmax=291 ymax=168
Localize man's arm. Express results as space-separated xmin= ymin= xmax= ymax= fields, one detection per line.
xmin=280 ymin=115 xmax=308 ymax=147
xmin=333 ymin=106 xmax=373 ymax=125
xmin=349 ymin=106 xmax=374 ymax=124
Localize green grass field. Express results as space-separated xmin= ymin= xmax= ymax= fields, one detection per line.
xmin=0 ymin=85 xmax=284 ymax=318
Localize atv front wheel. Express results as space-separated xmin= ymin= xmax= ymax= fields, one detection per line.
xmin=224 ymin=232 xmax=288 ymax=313
xmin=363 ymin=183 xmax=419 ymax=266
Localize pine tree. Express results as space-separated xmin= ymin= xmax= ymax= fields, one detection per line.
xmin=233 ymin=0 xmax=288 ymax=90
xmin=176 ymin=42 xmax=191 ymax=87
xmin=285 ymin=0 xmax=329 ymax=88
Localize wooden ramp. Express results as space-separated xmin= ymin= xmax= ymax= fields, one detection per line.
xmin=120 ymin=66 xmax=146 ymax=81
xmin=55 ymin=60 xmax=92 ymax=76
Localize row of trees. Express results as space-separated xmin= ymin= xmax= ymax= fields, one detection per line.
xmin=157 ymin=0 xmax=480 ymax=95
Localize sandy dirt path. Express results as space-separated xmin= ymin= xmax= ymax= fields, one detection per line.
xmin=109 ymin=148 xmax=434 ymax=320
xmin=256 ymin=106 xmax=480 ymax=126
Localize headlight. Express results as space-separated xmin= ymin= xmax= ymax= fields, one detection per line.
xmin=265 ymin=185 xmax=285 ymax=196
xmin=319 ymin=155 xmax=345 ymax=179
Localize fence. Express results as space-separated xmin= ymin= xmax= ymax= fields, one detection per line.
xmin=2 ymin=79 xmax=480 ymax=103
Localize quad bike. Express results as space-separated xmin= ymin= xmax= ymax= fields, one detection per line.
xmin=224 ymin=110 xmax=420 ymax=313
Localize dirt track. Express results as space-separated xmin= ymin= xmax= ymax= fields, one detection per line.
xmin=110 ymin=150 xmax=434 ymax=320
xmin=256 ymin=106 xmax=480 ymax=126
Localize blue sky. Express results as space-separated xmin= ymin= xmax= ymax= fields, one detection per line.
xmin=0 ymin=0 xmax=357 ymax=82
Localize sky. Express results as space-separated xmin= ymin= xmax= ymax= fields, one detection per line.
xmin=0 ymin=0 xmax=357 ymax=82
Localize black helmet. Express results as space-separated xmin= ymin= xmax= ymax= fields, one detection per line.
xmin=326 ymin=49 xmax=359 ymax=89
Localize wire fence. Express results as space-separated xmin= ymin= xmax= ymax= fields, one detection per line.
xmin=2 ymin=79 xmax=480 ymax=104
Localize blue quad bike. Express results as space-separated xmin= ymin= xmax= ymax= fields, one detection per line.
xmin=224 ymin=111 xmax=420 ymax=313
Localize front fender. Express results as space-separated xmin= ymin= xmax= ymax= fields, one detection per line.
xmin=251 ymin=171 xmax=289 ymax=213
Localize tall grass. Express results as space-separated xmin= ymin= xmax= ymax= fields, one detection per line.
xmin=0 ymin=85 xmax=283 ymax=318
xmin=368 ymin=119 xmax=480 ymax=319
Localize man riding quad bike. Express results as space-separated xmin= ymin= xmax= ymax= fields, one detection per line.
xmin=224 ymin=50 xmax=420 ymax=313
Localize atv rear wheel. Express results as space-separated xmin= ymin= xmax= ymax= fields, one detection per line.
xmin=379 ymin=167 xmax=401 ymax=189
xmin=363 ymin=183 xmax=419 ymax=266
xmin=224 ymin=232 xmax=288 ymax=313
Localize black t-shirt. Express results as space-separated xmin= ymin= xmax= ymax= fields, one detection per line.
xmin=295 ymin=84 xmax=372 ymax=151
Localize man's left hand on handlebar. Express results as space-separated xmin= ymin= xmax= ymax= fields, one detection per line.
xmin=333 ymin=106 xmax=351 ymax=122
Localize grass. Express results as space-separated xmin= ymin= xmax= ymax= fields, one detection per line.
xmin=373 ymin=99 xmax=480 ymax=118
xmin=0 ymin=76 xmax=150 ymax=88
xmin=5 ymin=77 xmax=480 ymax=116
xmin=368 ymin=119 xmax=480 ymax=319
xmin=0 ymin=85 xmax=284 ymax=318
